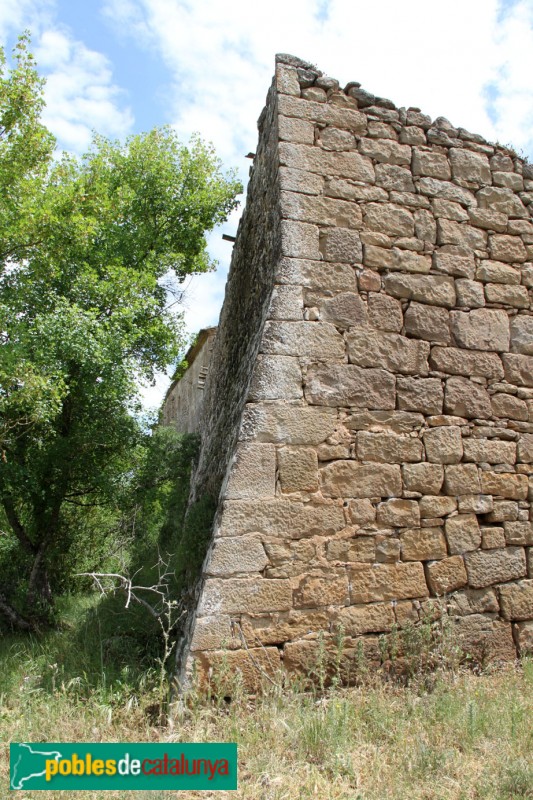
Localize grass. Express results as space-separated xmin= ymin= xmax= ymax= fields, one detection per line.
xmin=1 ymin=596 xmax=532 ymax=799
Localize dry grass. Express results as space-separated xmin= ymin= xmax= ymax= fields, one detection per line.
xmin=1 ymin=656 xmax=532 ymax=800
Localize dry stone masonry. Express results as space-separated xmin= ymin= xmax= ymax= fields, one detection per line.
xmin=173 ymin=54 xmax=533 ymax=687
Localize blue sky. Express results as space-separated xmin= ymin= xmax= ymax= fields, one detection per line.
xmin=1 ymin=0 xmax=533 ymax=407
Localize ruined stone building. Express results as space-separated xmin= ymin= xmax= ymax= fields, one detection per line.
xmin=162 ymin=54 xmax=533 ymax=687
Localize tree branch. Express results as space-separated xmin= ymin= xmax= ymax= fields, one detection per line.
xmin=1 ymin=497 xmax=36 ymax=554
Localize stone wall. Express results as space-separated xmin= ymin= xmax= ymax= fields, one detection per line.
xmin=177 ymin=54 xmax=533 ymax=687
xmin=161 ymin=327 xmax=217 ymax=433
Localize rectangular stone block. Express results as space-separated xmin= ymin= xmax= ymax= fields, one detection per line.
xmin=376 ymin=498 xmax=420 ymax=527
xmin=426 ymin=555 xmax=468 ymax=595
xmin=199 ymin=578 xmax=293 ymax=615
xmin=280 ymin=219 xmax=320 ymax=259
xmin=430 ymin=347 xmax=504 ymax=379
xmin=248 ymin=355 xmax=303 ymax=401
xmin=489 ymin=234 xmax=527 ymax=263
xmin=504 ymin=521 xmax=533 ymax=545
xmin=450 ymin=309 xmax=510 ymax=352
xmin=419 ymin=177 xmax=477 ymax=206
xmin=305 ymin=364 xmax=396 ymax=409
xmin=476 ymin=186 xmax=528 ymax=218
xmin=462 ymin=438 xmax=517 ymax=465
xmin=320 ymin=227 xmax=362 ymax=263
xmin=444 ymin=376 xmax=492 ymax=419
xmin=241 ymin=404 xmax=337 ymax=445
xmin=262 ymin=320 xmax=345 ymax=359
xmin=444 ymin=464 xmax=481 ymax=495
xmin=433 ymin=250 xmax=476 ymax=279
xmin=400 ymin=527 xmax=447 ymax=561
xmin=480 ymin=471 xmax=529 ymax=500
xmin=207 ymin=535 xmax=269 ymax=576
xmin=412 ymin=149 xmax=451 ymax=180
xmin=275 ymin=257 xmax=356 ymax=292
xmin=464 ymin=547 xmax=526 ymax=588
xmin=279 ymin=142 xmax=375 ymax=181
xmin=503 ymin=354 xmax=533 ymax=387
xmin=383 ymin=273 xmax=456 ymax=308
xmin=336 ymin=603 xmax=395 ymax=635
xmin=294 ymin=573 xmax=349 ymax=608
xmin=450 ymin=148 xmax=491 ymax=183
xmin=326 ymin=536 xmax=376 ymax=563
xmin=402 ymin=463 xmax=444 ymax=494
xmin=485 ymin=284 xmax=529 ymax=308
xmin=357 ymin=431 xmax=423 ymax=463
xmin=397 ymin=377 xmax=444 ymax=415
xmin=218 ymin=499 xmax=346 ymax=538
xmin=279 ymin=166 xmax=324 ymax=196
xmin=518 ymin=434 xmax=533 ymax=464
xmin=349 ymin=562 xmax=429 ymax=603
xmin=445 ymin=514 xmax=481 ymax=554
xmin=189 ymin=614 xmax=236 ymax=652
xmin=358 ymin=137 xmax=411 ymax=165
xmin=404 ymin=303 xmax=451 ymax=344
xmin=347 ymin=328 xmax=429 ymax=375
xmin=491 ymin=393 xmax=528 ymax=421
xmin=476 ymin=260 xmax=521 ymax=284
xmin=423 ymin=426 xmax=463 ymax=464
xmin=419 ymin=495 xmax=457 ymax=517
xmin=320 ymin=461 xmax=402 ymax=498
xmin=278 ymin=446 xmax=319 ymax=493
xmin=277 ymin=94 xmax=368 ymax=134
xmin=363 ymin=202 xmax=414 ymax=237
xmin=225 ymin=443 xmax=277 ymax=500
xmin=437 ymin=219 xmax=487 ymax=251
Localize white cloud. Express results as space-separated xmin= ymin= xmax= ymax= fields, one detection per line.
xmin=34 ymin=28 xmax=134 ymax=153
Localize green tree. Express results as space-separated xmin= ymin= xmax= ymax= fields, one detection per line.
xmin=0 ymin=37 xmax=241 ymax=630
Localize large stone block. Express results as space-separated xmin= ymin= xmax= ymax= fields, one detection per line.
xmin=218 ymin=499 xmax=346 ymax=538
xmin=445 ymin=514 xmax=481 ymax=554
xmin=499 ymin=580 xmax=533 ymax=620
xmin=454 ymin=615 xmax=517 ymax=663
xmin=281 ymin=192 xmax=364 ymax=230
xmin=279 ymin=142 xmax=375 ymax=181
xmin=510 ymin=316 xmax=533 ymax=356
xmin=319 ymin=292 xmax=367 ymax=329
xmin=504 ymin=521 xmax=533 ymax=546
xmin=476 ymin=260 xmax=521 ymax=285
xmin=419 ymin=177 xmax=476 ymax=206
xmin=464 ymin=547 xmax=526 ymax=588
xmin=412 ymin=149 xmax=451 ymax=180
xmin=357 ymin=431 xmax=424 ymax=463
xmin=486 ymin=281 xmax=530 ymax=308
xmin=429 ymin=347 xmax=503 ymax=379
xmin=480 ymin=471 xmax=529 ymax=500
xmin=225 ymin=443 xmax=277 ymax=500
xmin=207 ymin=535 xmax=269 ymax=576
xmin=281 ymin=219 xmax=320 ymax=259
xmin=489 ymin=234 xmax=528 ymax=263
xmin=349 ymin=562 xmax=429 ymax=603
xmin=377 ymin=498 xmax=420 ymax=528
xmin=491 ymin=393 xmax=529 ymax=421
xmin=514 ymin=621 xmax=533 ymax=655
xmin=404 ymin=302 xmax=451 ymax=344
xmin=262 ymin=320 xmax=345 ymax=359
xmin=326 ymin=536 xmax=376 ymax=563
xmin=368 ymin=292 xmax=403 ymax=332
xmin=437 ymin=219 xmax=487 ymax=251
xmin=433 ymin=250 xmax=476 ymax=279
xmin=279 ymin=166 xmax=324 ymax=195
xmin=278 ymin=115 xmax=314 ymax=143
xmin=455 ymin=279 xmax=486 ymax=308
xmin=345 ymin=409 xmax=424 ymax=434
xmin=462 ymin=438 xmax=517 ymax=464
xmin=275 ymin=257 xmax=356 ymax=292
xmin=375 ymin=163 xmax=415 ymax=192
xmin=383 ymin=273 xmax=456 ymax=308
xmin=450 ymin=148 xmax=491 ymax=183
xmin=347 ymin=328 xmax=429 ymax=375
xmin=397 ymin=377 xmax=443 ymax=415
xmin=277 ymin=95 xmax=368 ymax=134
xmin=364 ymin=246 xmax=431 ymax=274
xmin=502 ymin=354 xmax=533 ymax=387
xmin=241 ymin=404 xmax=337 ymax=445
xmin=446 ymin=378 xmax=493 ymax=421
xmin=400 ymin=528 xmax=447 ymax=561
xmin=358 ymin=137 xmax=411 ymax=165
xmin=320 ymin=461 xmax=402 ymax=498
xmin=320 ymin=227 xmax=362 ymax=263
xmin=196 ymin=647 xmax=281 ymax=691
xmin=476 ymin=186 xmax=528 ymax=218
xmin=423 ymin=426 xmax=463 ymax=464
xmin=402 ymin=463 xmax=444 ymax=494
xmin=189 ymin=614 xmax=235 ymax=652
xmin=363 ymin=202 xmax=414 ymax=237
xmin=336 ymin=603 xmax=395 ymax=634
xmin=444 ymin=464 xmax=481 ymax=495
xmin=450 ymin=309 xmax=510 ymax=352
xmin=248 ymin=355 xmax=303 ymax=401
xmin=268 ymin=285 xmax=304 ymax=320
xmin=278 ymin=446 xmax=319 ymax=493
xmin=198 ymin=578 xmax=293 ymax=615
xmin=518 ymin=434 xmax=533 ymax=464
xmin=293 ymin=573 xmax=349 ymax=608
xmin=419 ymin=495 xmax=457 ymax=518
xmin=426 ymin=555 xmax=468 ymax=595
xmin=305 ymin=364 xmax=396 ymax=409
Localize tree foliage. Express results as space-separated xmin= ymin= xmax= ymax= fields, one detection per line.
xmin=0 ymin=35 xmax=241 ymax=630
